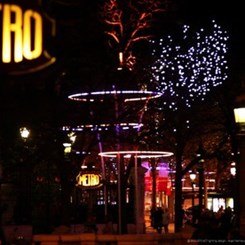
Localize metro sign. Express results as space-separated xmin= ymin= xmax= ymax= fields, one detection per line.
xmin=76 ymin=173 xmax=102 ymax=189
xmin=0 ymin=1 xmax=56 ymax=75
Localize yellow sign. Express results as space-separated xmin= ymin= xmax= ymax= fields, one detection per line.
xmin=0 ymin=2 xmax=56 ymax=74
xmin=76 ymin=173 xmax=102 ymax=189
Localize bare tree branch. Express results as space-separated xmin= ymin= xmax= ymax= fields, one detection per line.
xmin=105 ymin=31 xmax=120 ymax=44
xmin=101 ymin=0 xmax=172 ymax=70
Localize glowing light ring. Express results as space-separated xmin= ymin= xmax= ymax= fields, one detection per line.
xmin=68 ymin=90 xmax=162 ymax=102
xmin=61 ymin=123 xmax=143 ymax=132
xmin=99 ymin=151 xmax=174 ymax=158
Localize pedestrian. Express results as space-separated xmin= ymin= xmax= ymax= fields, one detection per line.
xmin=150 ymin=206 xmax=155 ymax=228
xmin=102 ymin=216 xmax=115 ymax=234
xmin=180 ymin=206 xmax=185 ymax=228
xmin=162 ymin=207 xmax=170 ymax=233
xmin=153 ymin=207 xmax=163 ymax=234
xmin=84 ymin=214 xmax=98 ymax=233
xmin=217 ymin=206 xmax=233 ymax=239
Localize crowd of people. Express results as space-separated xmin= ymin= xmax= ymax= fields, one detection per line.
xmin=150 ymin=205 xmax=242 ymax=240
xmin=150 ymin=206 xmax=170 ymax=234
xmin=191 ymin=206 xmax=241 ymax=240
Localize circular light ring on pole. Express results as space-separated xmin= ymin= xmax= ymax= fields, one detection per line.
xmin=99 ymin=150 xmax=174 ymax=158
xmin=68 ymin=90 xmax=162 ymax=102
xmin=61 ymin=123 xmax=143 ymax=132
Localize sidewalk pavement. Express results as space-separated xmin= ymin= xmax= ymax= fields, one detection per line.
xmin=146 ymin=222 xmax=195 ymax=238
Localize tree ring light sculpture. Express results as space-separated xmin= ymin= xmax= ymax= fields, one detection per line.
xmin=99 ymin=150 xmax=174 ymax=159
xmin=68 ymin=90 xmax=162 ymax=102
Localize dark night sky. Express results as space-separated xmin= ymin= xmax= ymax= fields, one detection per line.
xmin=176 ymin=0 xmax=245 ymax=72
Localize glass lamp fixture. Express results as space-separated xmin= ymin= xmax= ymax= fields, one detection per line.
xmin=234 ymin=107 xmax=245 ymax=133
xmin=20 ymin=127 xmax=30 ymax=139
xmin=63 ymin=142 xmax=72 ymax=154
xmin=234 ymin=89 xmax=245 ymax=132
xmin=234 ymin=108 xmax=245 ymax=124
xmin=190 ymin=172 xmax=197 ymax=182
xmin=230 ymin=162 xmax=236 ymax=176
xmin=68 ymin=132 xmax=76 ymax=143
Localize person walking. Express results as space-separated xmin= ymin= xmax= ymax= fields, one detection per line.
xmin=154 ymin=207 xmax=163 ymax=234
xmin=162 ymin=207 xmax=170 ymax=233
xmin=102 ymin=216 xmax=115 ymax=234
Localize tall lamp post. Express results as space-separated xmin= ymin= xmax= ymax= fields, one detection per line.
xmin=196 ymin=146 xmax=205 ymax=217
xmin=190 ymin=172 xmax=196 ymax=209
xmin=19 ymin=127 xmax=30 ymax=224
xmin=190 ymin=172 xmax=196 ymax=224
xmin=233 ymin=106 xmax=245 ymax=237
xmin=230 ymin=162 xmax=236 ymax=211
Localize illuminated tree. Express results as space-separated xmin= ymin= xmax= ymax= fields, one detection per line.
xmin=150 ymin=20 xmax=229 ymax=110
xmin=101 ymin=0 xmax=172 ymax=70
xmin=148 ymin=20 xmax=229 ymax=232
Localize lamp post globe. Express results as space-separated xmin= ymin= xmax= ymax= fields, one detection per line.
xmin=20 ymin=127 xmax=30 ymax=140
xmin=190 ymin=172 xmax=196 ymax=224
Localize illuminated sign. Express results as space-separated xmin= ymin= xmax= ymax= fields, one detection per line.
xmin=0 ymin=1 xmax=56 ymax=74
xmin=76 ymin=173 xmax=102 ymax=189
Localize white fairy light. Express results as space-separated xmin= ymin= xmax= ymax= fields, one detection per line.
xmin=150 ymin=20 xmax=229 ymax=111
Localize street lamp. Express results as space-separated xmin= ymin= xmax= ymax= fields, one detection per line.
xmin=18 ymin=127 xmax=31 ymax=224
xmin=230 ymin=162 xmax=236 ymax=177
xmin=229 ymin=162 xmax=236 ymax=212
xmin=190 ymin=172 xmax=196 ymax=224
xmin=63 ymin=132 xmax=76 ymax=155
xmin=196 ymin=146 xmax=205 ymax=216
xmin=20 ymin=127 xmax=30 ymax=140
xmin=234 ymin=108 xmax=245 ymax=132
xmin=233 ymin=103 xmax=245 ymax=237
xmin=190 ymin=172 xmax=196 ymax=207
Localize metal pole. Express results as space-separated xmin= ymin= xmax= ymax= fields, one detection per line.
xmin=97 ymin=133 xmax=108 ymax=218
xmin=198 ymin=163 xmax=204 ymax=215
xmin=191 ymin=183 xmax=195 ymax=225
xmin=134 ymin=154 xmax=139 ymax=233
xmin=237 ymin=135 xmax=245 ymax=236
xmin=151 ymin=160 xmax=157 ymax=211
xmin=191 ymin=183 xmax=195 ymax=209
xmin=117 ymin=153 xmax=122 ymax=234
xmin=112 ymin=84 xmax=124 ymax=234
